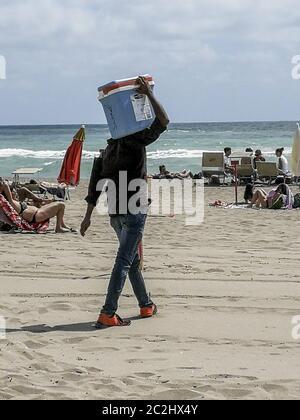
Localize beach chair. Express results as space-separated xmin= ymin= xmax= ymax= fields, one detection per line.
xmin=241 ymin=156 xmax=252 ymax=165
xmin=12 ymin=168 xmax=43 ymax=185
xmin=233 ymin=157 xmax=253 ymax=183
xmin=228 ymin=154 xmax=254 ymax=185
xmin=202 ymin=152 xmax=225 ymax=185
xmin=236 ymin=164 xmax=255 ymax=184
xmin=256 ymin=162 xmax=279 ymax=184
xmin=22 ymin=183 xmax=42 ymax=194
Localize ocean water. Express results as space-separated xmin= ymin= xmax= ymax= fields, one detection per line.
xmin=0 ymin=121 xmax=297 ymax=180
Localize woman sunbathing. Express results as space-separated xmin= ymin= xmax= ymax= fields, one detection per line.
xmin=0 ymin=178 xmax=70 ymax=233
xmin=249 ymin=184 xmax=293 ymax=209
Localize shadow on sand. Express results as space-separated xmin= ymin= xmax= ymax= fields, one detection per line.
xmin=5 ymin=315 xmax=143 ymax=334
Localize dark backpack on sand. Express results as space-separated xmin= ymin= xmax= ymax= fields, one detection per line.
xmin=293 ymin=193 xmax=300 ymax=208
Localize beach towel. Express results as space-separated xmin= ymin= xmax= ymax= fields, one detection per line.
xmin=283 ymin=187 xmax=294 ymax=209
xmin=293 ymin=193 xmax=300 ymax=208
xmin=0 ymin=194 xmax=49 ymax=234
xmin=0 ymin=208 xmax=13 ymax=226
xmin=209 ymin=200 xmax=229 ymax=208
xmin=266 ymin=186 xmax=294 ymax=210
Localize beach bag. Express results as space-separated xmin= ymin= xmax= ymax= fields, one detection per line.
xmin=270 ymin=194 xmax=285 ymax=210
xmin=0 ymin=221 xmax=13 ymax=232
xmin=211 ymin=175 xmax=221 ymax=185
xmin=293 ymin=193 xmax=300 ymax=208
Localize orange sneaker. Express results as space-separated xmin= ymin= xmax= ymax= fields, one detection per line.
xmin=140 ymin=304 xmax=158 ymax=319
xmin=95 ymin=313 xmax=131 ymax=328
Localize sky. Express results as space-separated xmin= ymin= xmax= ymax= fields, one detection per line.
xmin=0 ymin=0 xmax=300 ymax=125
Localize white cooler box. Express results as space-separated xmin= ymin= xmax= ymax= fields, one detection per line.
xmin=98 ymin=75 xmax=155 ymax=139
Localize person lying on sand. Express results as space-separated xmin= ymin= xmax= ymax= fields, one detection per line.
xmin=0 ymin=178 xmax=70 ymax=233
xmin=175 ymin=169 xmax=193 ymax=179
xmin=153 ymin=165 xmax=193 ymax=180
xmin=248 ymin=183 xmax=294 ymax=210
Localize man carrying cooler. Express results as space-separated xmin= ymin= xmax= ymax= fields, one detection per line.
xmin=80 ymin=76 xmax=169 ymax=327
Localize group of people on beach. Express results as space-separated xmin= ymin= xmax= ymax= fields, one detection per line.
xmin=151 ymin=145 xmax=291 ymax=185
xmin=224 ymin=146 xmax=291 ymax=177
xmin=1 ymin=76 xmax=297 ymax=330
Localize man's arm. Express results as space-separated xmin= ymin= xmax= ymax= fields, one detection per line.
xmin=125 ymin=77 xmax=170 ymax=148
xmin=80 ymin=203 xmax=94 ymax=237
xmin=17 ymin=187 xmax=53 ymax=206
xmin=0 ymin=181 xmax=14 ymax=204
xmin=81 ymin=155 xmax=103 ymax=237
xmin=136 ymin=76 xmax=170 ymax=128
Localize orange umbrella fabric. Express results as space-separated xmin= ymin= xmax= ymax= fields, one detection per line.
xmin=58 ymin=126 xmax=85 ymax=186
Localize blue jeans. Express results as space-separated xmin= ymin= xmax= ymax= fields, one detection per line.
xmin=102 ymin=213 xmax=153 ymax=315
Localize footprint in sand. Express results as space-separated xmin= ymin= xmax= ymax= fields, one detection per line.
xmin=262 ymin=384 xmax=287 ymax=393
xmin=150 ymin=389 xmax=203 ymax=400
xmin=134 ymin=372 xmax=156 ymax=378
xmin=221 ymin=388 xmax=253 ymax=399
xmin=127 ymin=359 xmax=144 ymax=364
xmin=63 ymin=337 xmax=90 ymax=345
xmin=24 ymin=340 xmax=47 ymax=350
xmin=49 ymin=303 xmax=72 ymax=311
xmin=11 ymin=385 xmax=45 ymax=395
xmin=38 ymin=308 xmax=48 ymax=315
xmin=206 ymin=374 xmax=258 ymax=381
xmin=206 ymin=268 xmax=225 ymax=273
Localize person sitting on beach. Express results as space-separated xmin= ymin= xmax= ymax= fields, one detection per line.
xmin=276 ymin=148 xmax=290 ymax=176
xmin=245 ymin=148 xmax=254 ymax=156
xmin=160 ymin=165 xmax=172 ymax=178
xmin=152 ymin=165 xmax=172 ymax=179
xmin=244 ymin=184 xmax=254 ymax=204
xmin=0 ymin=178 xmax=70 ymax=233
xmin=249 ymin=183 xmax=293 ymax=209
xmin=224 ymin=147 xmax=232 ymax=173
xmin=253 ymin=149 xmax=266 ymax=169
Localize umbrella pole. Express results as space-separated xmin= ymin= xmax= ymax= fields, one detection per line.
xmin=235 ymin=165 xmax=238 ymax=205
xmin=231 ymin=162 xmax=238 ymax=205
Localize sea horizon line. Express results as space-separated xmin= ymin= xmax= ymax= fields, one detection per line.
xmin=0 ymin=119 xmax=299 ymax=128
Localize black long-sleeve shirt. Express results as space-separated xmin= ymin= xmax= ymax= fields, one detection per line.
xmin=85 ymin=118 xmax=167 ymax=215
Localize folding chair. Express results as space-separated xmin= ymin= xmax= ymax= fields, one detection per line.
xmin=236 ymin=164 xmax=255 ymax=184
xmin=256 ymin=162 xmax=279 ymax=185
xmin=202 ymin=152 xmax=225 ymax=185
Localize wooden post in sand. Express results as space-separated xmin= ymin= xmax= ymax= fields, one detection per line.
xmin=231 ymin=160 xmax=239 ymax=205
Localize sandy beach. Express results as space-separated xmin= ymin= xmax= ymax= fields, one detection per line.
xmin=1 ymin=183 xmax=300 ymax=400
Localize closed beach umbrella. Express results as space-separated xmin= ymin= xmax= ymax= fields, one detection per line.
xmin=291 ymin=123 xmax=300 ymax=177
xmin=58 ymin=126 xmax=85 ymax=186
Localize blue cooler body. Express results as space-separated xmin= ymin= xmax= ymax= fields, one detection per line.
xmin=98 ymin=75 xmax=155 ymax=140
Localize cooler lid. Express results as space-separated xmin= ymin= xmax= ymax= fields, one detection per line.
xmin=98 ymin=74 xmax=154 ymax=96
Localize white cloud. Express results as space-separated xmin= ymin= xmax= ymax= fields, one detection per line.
xmin=1 ymin=0 xmax=300 ymax=123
